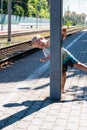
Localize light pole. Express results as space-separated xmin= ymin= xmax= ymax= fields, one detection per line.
xmin=67 ymin=5 xmax=69 ymax=28
xmin=8 ymin=0 xmax=12 ymax=42
xmin=36 ymin=4 xmax=39 ymax=28
xmin=0 ymin=0 xmax=3 ymax=31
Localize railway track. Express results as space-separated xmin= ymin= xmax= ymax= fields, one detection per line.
xmin=0 ymin=27 xmax=86 ymax=68
xmin=0 ymin=28 xmax=50 ymax=39
xmin=0 ymin=40 xmax=39 ymax=68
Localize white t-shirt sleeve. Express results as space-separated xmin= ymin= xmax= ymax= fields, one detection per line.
xmin=43 ymin=48 xmax=50 ymax=57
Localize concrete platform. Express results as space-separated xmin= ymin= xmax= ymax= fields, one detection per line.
xmin=0 ymin=29 xmax=87 ymax=130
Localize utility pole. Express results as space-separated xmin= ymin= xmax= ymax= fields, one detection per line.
xmin=50 ymin=0 xmax=62 ymax=100
xmin=1 ymin=0 xmax=3 ymax=31
xmin=67 ymin=5 xmax=69 ymax=28
xmin=8 ymin=0 xmax=12 ymax=42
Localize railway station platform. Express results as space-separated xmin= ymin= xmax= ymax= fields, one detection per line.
xmin=0 ymin=29 xmax=87 ymax=130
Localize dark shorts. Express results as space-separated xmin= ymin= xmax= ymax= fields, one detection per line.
xmin=62 ymin=56 xmax=78 ymax=73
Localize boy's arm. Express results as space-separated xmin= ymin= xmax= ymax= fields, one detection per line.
xmin=40 ymin=55 xmax=50 ymax=62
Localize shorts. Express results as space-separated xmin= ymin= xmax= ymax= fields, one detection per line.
xmin=62 ymin=55 xmax=78 ymax=73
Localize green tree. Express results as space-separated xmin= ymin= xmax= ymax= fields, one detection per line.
xmin=13 ymin=4 xmax=24 ymax=16
xmin=0 ymin=0 xmax=50 ymax=18
xmin=26 ymin=0 xmax=50 ymax=18
xmin=63 ymin=10 xmax=86 ymax=26
xmin=1 ymin=0 xmax=8 ymax=14
xmin=80 ymin=13 xmax=86 ymax=25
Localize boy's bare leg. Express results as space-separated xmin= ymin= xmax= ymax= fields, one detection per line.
xmin=62 ymin=72 xmax=66 ymax=93
xmin=74 ymin=62 xmax=87 ymax=72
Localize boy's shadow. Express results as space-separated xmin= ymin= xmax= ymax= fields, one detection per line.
xmin=0 ymin=98 xmax=54 ymax=129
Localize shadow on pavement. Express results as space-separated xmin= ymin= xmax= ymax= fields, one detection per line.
xmin=0 ymin=97 xmax=53 ymax=129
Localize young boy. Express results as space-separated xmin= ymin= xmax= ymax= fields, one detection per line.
xmin=32 ymin=28 xmax=87 ymax=93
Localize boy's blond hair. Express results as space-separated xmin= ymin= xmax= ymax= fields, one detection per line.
xmin=32 ymin=35 xmax=42 ymax=45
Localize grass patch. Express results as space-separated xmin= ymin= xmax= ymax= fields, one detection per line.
xmin=0 ymin=31 xmax=50 ymax=48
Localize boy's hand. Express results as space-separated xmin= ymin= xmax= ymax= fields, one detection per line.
xmin=40 ymin=58 xmax=46 ymax=62
xmin=40 ymin=56 xmax=50 ymax=62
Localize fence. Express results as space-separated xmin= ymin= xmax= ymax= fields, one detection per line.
xmin=0 ymin=14 xmax=50 ymax=27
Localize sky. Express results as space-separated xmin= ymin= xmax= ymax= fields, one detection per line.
xmin=63 ymin=0 xmax=87 ymax=15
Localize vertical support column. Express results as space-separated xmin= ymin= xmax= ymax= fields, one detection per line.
xmin=50 ymin=0 xmax=62 ymax=100
xmin=8 ymin=0 xmax=12 ymax=42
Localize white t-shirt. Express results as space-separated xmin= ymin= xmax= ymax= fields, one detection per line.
xmin=43 ymin=48 xmax=50 ymax=57
xmin=43 ymin=47 xmax=78 ymax=64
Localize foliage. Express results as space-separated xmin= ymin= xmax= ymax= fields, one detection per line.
xmin=1 ymin=0 xmax=86 ymax=25
xmin=13 ymin=4 xmax=24 ymax=16
xmin=63 ymin=10 xmax=86 ymax=26
xmin=0 ymin=0 xmax=50 ymax=18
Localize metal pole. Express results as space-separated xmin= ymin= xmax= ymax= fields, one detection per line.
xmin=36 ymin=3 xmax=38 ymax=28
xmin=67 ymin=5 xmax=69 ymax=29
xmin=50 ymin=0 xmax=62 ymax=100
xmin=36 ymin=16 xmax=38 ymax=28
xmin=1 ymin=0 xmax=3 ymax=31
xmin=8 ymin=0 xmax=12 ymax=42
